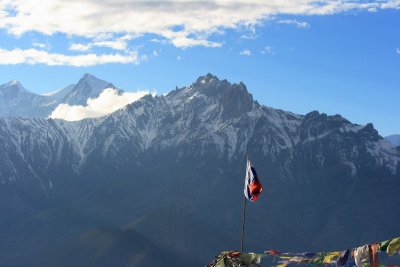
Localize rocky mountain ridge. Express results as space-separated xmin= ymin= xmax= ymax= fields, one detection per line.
xmin=0 ymin=74 xmax=399 ymax=267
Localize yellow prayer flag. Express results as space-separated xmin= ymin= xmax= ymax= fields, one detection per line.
xmin=387 ymin=237 xmax=400 ymax=256
xmin=323 ymin=252 xmax=340 ymax=263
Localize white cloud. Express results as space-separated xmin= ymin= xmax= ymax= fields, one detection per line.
xmin=49 ymin=88 xmax=150 ymax=121
xmin=278 ymin=19 xmax=310 ymax=28
xmin=1 ymin=1 xmax=398 ymax=49
xmin=0 ymin=47 xmax=139 ymax=66
xmin=381 ymin=0 xmax=400 ymax=9
xmin=241 ymin=34 xmax=258 ymax=40
xmin=396 ymin=47 xmax=400 ymax=54
xmin=32 ymin=42 xmax=49 ymax=49
xmin=239 ymin=49 xmax=251 ymax=56
xmin=240 ymin=25 xmax=258 ymax=40
xmin=69 ymin=43 xmax=92 ymax=52
xmin=140 ymin=54 xmax=148 ymax=61
xmin=92 ymin=40 xmax=127 ymax=50
xmin=261 ymin=46 xmax=273 ymax=55
xmin=171 ymin=36 xmax=222 ymax=48
xmin=69 ymin=35 xmax=135 ymax=51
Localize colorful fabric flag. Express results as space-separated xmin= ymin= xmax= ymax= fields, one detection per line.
xmin=369 ymin=243 xmax=379 ymax=267
xmin=380 ymin=240 xmax=391 ymax=252
xmin=289 ymin=256 xmax=310 ymax=263
xmin=265 ymin=250 xmax=281 ymax=255
xmin=243 ymin=159 xmax=262 ymax=202
xmin=310 ymin=254 xmax=325 ymax=264
xmin=387 ymin=237 xmax=400 ymax=256
xmin=323 ymin=252 xmax=340 ymax=263
xmin=336 ymin=250 xmax=350 ymax=267
xmin=301 ymin=252 xmax=317 ymax=258
xmin=354 ymin=245 xmax=370 ymax=267
xmin=206 ymin=251 xmax=263 ymax=267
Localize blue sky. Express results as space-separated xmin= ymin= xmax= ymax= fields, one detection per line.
xmin=0 ymin=1 xmax=399 ymax=136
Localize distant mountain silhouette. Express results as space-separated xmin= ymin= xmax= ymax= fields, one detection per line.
xmin=0 ymin=73 xmax=116 ymax=119
xmin=385 ymin=134 xmax=400 ymax=146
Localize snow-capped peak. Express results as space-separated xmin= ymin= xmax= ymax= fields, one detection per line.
xmin=61 ymin=73 xmax=116 ymax=106
xmin=195 ymin=73 xmax=218 ymax=84
xmin=0 ymin=80 xmax=31 ymax=97
xmin=1 ymin=80 xmax=24 ymax=90
xmin=9 ymin=80 xmax=20 ymax=86
xmin=77 ymin=73 xmax=114 ymax=91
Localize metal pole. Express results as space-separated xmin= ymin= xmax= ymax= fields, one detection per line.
xmin=241 ymin=197 xmax=247 ymax=252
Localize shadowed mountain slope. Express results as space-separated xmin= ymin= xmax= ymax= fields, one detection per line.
xmin=0 ymin=74 xmax=399 ymax=266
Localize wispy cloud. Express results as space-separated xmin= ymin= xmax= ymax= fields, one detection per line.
xmin=278 ymin=19 xmax=310 ymax=28
xmin=0 ymin=48 xmax=139 ymax=66
xmin=92 ymin=40 xmax=127 ymax=50
xmin=171 ymin=36 xmax=222 ymax=49
xmin=69 ymin=34 xmax=135 ymax=52
xmin=49 ymin=88 xmax=150 ymax=121
xmin=381 ymin=0 xmax=400 ymax=9
xmin=32 ymin=42 xmax=50 ymax=49
xmin=396 ymin=47 xmax=400 ymax=54
xmin=69 ymin=43 xmax=92 ymax=52
xmin=261 ymin=46 xmax=274 ymax=55
xmin=1 ymin=0 xmax=398 ymax=50
xmin=240 ymin=25 xmax=258 ymax=40
xmin=239 ymin=49 xmax=251 ymax=56
xmin=241 ymin=34 xmax=258 ymax=40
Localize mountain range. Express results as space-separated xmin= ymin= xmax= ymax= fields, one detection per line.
xmin=385 ymin=134 xmax=400 ymax=146
xmin=0 ymin=73 xmax=115 ymax=119
xmin=0 ymin=74 xmax=399 ymax=266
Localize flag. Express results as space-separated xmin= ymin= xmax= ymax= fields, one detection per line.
xmin=244 ymin=159 xmax=262 ymax=202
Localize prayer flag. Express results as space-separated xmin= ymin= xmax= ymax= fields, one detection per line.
xmin=244 ymin=159 xmax=262 ymax=202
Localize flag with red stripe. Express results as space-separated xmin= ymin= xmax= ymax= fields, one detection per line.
xmin=244 ymin=159 xmax=262 ymax=202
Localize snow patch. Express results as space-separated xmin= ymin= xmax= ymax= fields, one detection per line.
xmin=188 ymin=91 xmax=200 ymax=101
xmin=340 ymin=124 xmax=364 ymax=133
xmin=366 ymin=139 xmax=400 ymax=174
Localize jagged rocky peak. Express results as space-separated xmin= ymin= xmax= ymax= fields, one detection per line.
xmin=303 ymin=111 xmax=350 ymax=125
xmin=300 ymin=110 xmax=382 ymax=142
xmin=193 ymin=73 xmax=249 ymax=95
xmin=194 ymin=73 xmax=219 ymax=85
xmin=358 ymin=122 xmax=381 ymax=141
xmin=189 ymin=73 xmax=254 ymax=117
xmin=303 ymin=110 xmax=321 ymax=120
xmin=5 ymin=80 xmax=22 ymax=87
xmin=0 ymin=80 xmax=25 ymax=91
xmin=62 ymin=73 xmax=116 ymax=105
xmin=0 ymin=80 xmax=33 ymax=99
xmin=76 ymin=73 xmax=115 ymax=91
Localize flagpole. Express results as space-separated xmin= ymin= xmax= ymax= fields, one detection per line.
xmin=241 ymin=155 xmax=249 ymax=252
xmin=240 ymin=196 xmax=247 ymax=252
